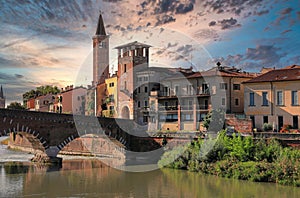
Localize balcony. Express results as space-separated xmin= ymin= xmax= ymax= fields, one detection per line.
xmin=197 ymin=89 xmax=210 ymax=96
xmin=158 ymin=106 xmax=178 ymax=111
xmin=181 ymin=105 xmax=209 ymax=111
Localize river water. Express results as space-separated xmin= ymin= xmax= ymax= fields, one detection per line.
xmin=0 ymin=136 xmax=300 ymax=197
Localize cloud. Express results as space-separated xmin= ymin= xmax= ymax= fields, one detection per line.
xmin=214 ymin=44 xmax=286 ymax=70
xmin=280 ymin=7 xmax=293 ymax=15
xmin=103 ymin=0 xmax=122 ymax=2
xmin=14 ymin=74 xmax=24 ymax=78
xmin=175 ymin=3 xmax=194 ymax=14
xmin=176 ymin=45 xmax=193 ymax=58
xmin=253 ymin=10 xmax=269 ymax=16
xmin=218 ymin=17 xmax=241 ymax=29
xmin=272 ymin=7 xmax=294 ymax=26
xmin=245 ymin=45 xmax=282 ymax=65
xmin=193 ymin=29 xmax=219 ymax=41
xmin=155 ymin=15 xmax=176 ymax=26
xmin=203 ymin=0 xmax=264 ymax=16
xmin=208 ymin=21 xmax=216 ymax=26
xmin=281 ymin=29 xmax=292 ymax=34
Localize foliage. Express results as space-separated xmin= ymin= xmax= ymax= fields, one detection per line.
xmin=23 ymin=85 xmax=60 ymax=102
xmin=7 ymin=102 xmax=26 ymax=110
xmin=263 ymin=123 xmax=273 ymax=132
xmin=158 ymin=130 xmax=300 ymax=186
xmin=202 ymin=109 xmax=225 ymax=132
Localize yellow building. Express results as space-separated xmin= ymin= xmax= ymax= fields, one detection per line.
xmin=102 ymin=74 xmax=118 ymax=117
xmin=244 ymin=65 xmax=300 ymax=131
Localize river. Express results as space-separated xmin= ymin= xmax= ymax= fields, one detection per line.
xmin=0 ymin=136 xmax=300 ymax=197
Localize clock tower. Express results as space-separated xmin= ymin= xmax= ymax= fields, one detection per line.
xmin=92 ymin=13 xmax=109 ymax=85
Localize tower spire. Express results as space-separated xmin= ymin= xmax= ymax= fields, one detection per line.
xmin=0 ymin=85 xmax=3 ymax=98
xmin=95 ymin=11 xmax=106 ymax=36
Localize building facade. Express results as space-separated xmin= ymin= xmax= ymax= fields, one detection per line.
xmin=244 ymin=65 xmax=300 ymax=131
xmin=148 ymin=65 xmax=255 ymax=131
xmin=60 ymin=85 xmax=87 ymax=115
xmin=102 ymin=74 xmax=118 ymax=118
xmin=115 ymin=41 xmax=151 ymax=120
xmin=34 ymin=94 xmax=56 ymax=112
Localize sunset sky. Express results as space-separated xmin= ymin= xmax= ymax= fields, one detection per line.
xmin=0 ymin=0 xmax=299 ymax=105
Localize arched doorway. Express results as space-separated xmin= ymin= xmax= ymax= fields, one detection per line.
xmin=121 ymin=106 xmax=130 ymax=119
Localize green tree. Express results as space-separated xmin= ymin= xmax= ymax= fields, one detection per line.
xmin=23 ymin=85 xmax=61 ymax=104
xmin=203 ymin=109 xmax=225 ymax=132
xmin=7 ymin=102 xmax=26 ymax=110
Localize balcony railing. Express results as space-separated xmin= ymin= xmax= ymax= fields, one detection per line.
xmin=158 ymin=106 xmax=178 ymax=111
xmin=156 ymin=105 xmax=209 ymax=111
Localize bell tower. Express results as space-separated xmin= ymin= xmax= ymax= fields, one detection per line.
xmin=0 ymin=85 xmax=5 ymax=108
xmin=92 ymin=12 xmax=109 ymax=85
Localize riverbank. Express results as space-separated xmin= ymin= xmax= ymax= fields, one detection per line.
xmin=158 ymin=130 xmax=300 ymax=187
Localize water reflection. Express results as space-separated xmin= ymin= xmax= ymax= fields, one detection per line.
xmin=1 ymin=159 xmax=300 ymax=197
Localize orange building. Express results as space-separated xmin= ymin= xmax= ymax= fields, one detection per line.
xmin=244 ymin=65 xmax=300 ymax=131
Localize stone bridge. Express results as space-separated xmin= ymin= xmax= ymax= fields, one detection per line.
xmin=0 ymin=109 xmax=162 ymax=161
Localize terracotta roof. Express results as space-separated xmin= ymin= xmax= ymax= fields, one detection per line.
xmin=114 ymin=41 xmax=152 ymax=49
xmin=187 ymin=67 xmax=256 ymax=79
xmin=245 ymin=66 xmax=300 ymax=83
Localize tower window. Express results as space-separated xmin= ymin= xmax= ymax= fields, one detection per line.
xmin=124 ymin=64 xmax=127 ymax=73
xmin=99 ymin=41 xmax=106 ymax=48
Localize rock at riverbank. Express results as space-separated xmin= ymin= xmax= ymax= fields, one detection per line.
xmin=31 ymin=153 xmax=62 ymax=165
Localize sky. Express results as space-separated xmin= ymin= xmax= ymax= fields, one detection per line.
xmin=0 ymin=0 xmax=299 ymax=105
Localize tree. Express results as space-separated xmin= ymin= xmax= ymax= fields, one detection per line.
xmin=202 ymin=109 xmax=225 ymax=132
xmin=23 ymin=85 xmax=61 ymax=104
xmin=7 ymin=102 xmax=26 ymax=110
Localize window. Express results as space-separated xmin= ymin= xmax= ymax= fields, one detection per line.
xmin=222 ymin=98 xmax=226 ymax=106
xmin=164 ymin=101 xmax=168 ymax=107
xmin=188 ymin=100 xmax=193 ymax=110
xmin=144 ymin=100 xmax=148 ymax=107
xmin=124 ymin=81 xmax=127 ymax=90
xmin=278 ymin=116 xmax=283 ymax=130
xmin=144 ymin=76 xmax=148 ymax=81
xmin=262 ymin=92 xmax=268 ymax=106
xmin=250 ymin=115 xmax=255 ymax=128
xmin=99 ymin=41 xmax=106 ymax=48
xmin=109 ymin=106 xmax=114 ymax=110
xmin=143 ymin=116 xmax=148 ymax=123
xmin=138 ymin=77 xmax=142 ymax=82
xmin=235 ymin=98 xmax=239 ymax=106
xmin=277 ymin=91 xmax=283 ymax=105
xmin=144 ymin=86 xmax=148 ymax=93
xmin=124 ymin=64 xmax=127 ymax=73
xmin=138 ymin=87 xmax=140 ymax=93
xmin=137 ymin=101 xmax=141 ymax=108
xmin=219 ymin=83 xmax=228 ymax=90
xmin=292 ymin=91 xmax=298 ymax=105
xmin=249 ymin=92 xmax=255 ymax=106
xmin=233 ymin=84 xmax=240 ymax=90
xmin=263 ymin=116 xmax=268 ymax=124
xmin=175 ymin=85 xmax=179 ymax=95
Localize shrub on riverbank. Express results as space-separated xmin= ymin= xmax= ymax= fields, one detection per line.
xmin=0 ymin=137 xmax=9 ymax=145
xmin=158 ymin=130 xmax=300 ymax=187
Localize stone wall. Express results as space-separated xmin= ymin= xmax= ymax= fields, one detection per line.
xmin=226 ymin=114 xmax=252 ymax=133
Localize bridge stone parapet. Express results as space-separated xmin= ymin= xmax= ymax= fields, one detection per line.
xmin=0 ymin=109 xmax=161 ymax=162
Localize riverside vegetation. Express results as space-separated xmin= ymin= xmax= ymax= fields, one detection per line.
xmin=158 ymin=130 xmax=300 ymax=187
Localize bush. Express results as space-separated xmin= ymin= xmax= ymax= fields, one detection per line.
xmin=263 ymin=123 xmax=273 ymax=131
